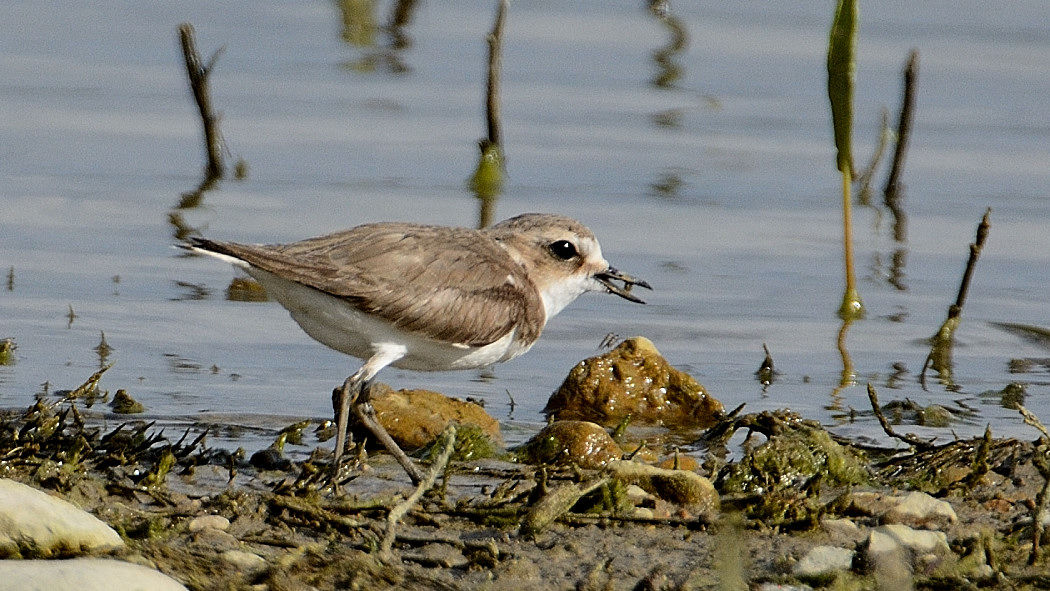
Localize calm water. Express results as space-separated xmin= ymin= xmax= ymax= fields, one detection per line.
xmin=2 ymin=1 xmax=1050 ymax=455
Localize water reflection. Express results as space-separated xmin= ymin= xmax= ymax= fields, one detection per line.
xmin=171 ymin=281 xmax=212 ymax=302
xmin=337 ymin=0 xmax=418 ymax=74
xmin=648 ymin=169 xmax=685 ymax=199
xmin=647 ymin=0 xmax=688 ymax=89
xmin=170 ymin=23 xmax=230 ymax=240
xmin=94 ymin=332 xmax=113 ymax=369
xmin=469 ymin=0 xmax=509 ymax=229
xmin=829 ymin=318 xmax=856 ymax=413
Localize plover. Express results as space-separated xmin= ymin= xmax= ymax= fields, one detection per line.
xmin=185 ymin=213 xmax=650 ymax=482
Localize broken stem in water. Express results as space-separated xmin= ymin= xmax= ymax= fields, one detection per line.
xmin=921 ymin=208 xmax=991 ymax=388
xmin=471 ymin=0 xmax=508 ymax=223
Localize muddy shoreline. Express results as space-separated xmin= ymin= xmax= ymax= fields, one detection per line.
xmin=3 ymin=376 xmax=1050 ymax=591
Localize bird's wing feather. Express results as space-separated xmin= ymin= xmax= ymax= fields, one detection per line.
xmin=188 ymin=225 xmax=544 ymax=347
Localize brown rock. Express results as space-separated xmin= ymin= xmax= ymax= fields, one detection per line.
xmin=543 ymin=337 xmax=723 ymax=428
xmin=362 ymin=384 xmax=502 ymax=451
xmin=517 ymin=420 xmax=622 ymax=469
xmin=656 ymin=453 xmax=700 ymax=472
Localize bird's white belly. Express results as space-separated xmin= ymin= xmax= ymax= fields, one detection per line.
xmin=247 ymin=268 xmax=532 ymax=371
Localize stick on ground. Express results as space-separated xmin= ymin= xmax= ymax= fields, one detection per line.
xmin=867 ymin=383 xmax=938 ymax=451
xmin=381 ymin=426 xmax=456 ymax=560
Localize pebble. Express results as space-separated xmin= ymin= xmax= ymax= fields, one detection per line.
xmin=882 ymin=491 xmax=958 ymax=530
xmin=820 ymin=517 xmax=861 ymax=541
xmin=187 ymin=514 xmax=230 ymax=533
xmin=220 ymin=550 xmax=268 ymax=576
xmin=868 ymin=524 xmax=949 ymax=555
xmin=864 ymin=523 xmax=950 ymax=574
xmin=0 ymin=479 xmax=123 ymax=558
xmin=793 ymin=545 xmax=855 ymax=577
xmin=0 ymin=558 xmax=187 ymax=591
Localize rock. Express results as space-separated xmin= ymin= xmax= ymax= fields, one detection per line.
xmin=543 ymin=337 xmax=723 ymax=428
xmin=718 ymin=418 xmax=869 ymax=494
xmin=249 ymin=447 xmax=293 ymax=471
xmin=793 ymin=545 xmax=855 ymax=577
xmin=187 ymin=514 xmax=230 ymax=533
xmin=0 ymin=558 xmax=187 ymax=591
xmin=606 ymin=459 xmax=719 ymax=515
xmin=882 ymin=491 xmax=957 ymax=530
xmin=517 ymin=421 xmax=622 ymax=469
xmin=842 ymin=491 xmax=895 ymax=517
xmin=656 ymin=453 xmax=701 ymax=472
xmin=0 ymin=338 xmax=16 ymax=365
xmin=0 ymin=479 xmax=123 ymax=558
xmin=862 ymin=524 xmax=951 ymax=576
xmin=109 ymin=389 xmax=145 ymax=414
xmin=820 ymin=518 xmax=862 ymax=542
xmin=867 ymin=524 xmax=949 ymax=555
xmin=189 ymin=527 xmax=239 ymax=551
xmin=364 ymin=384 xmax=502 ymax=451
xmin=221 ymin=550 xmax=268 ymax=576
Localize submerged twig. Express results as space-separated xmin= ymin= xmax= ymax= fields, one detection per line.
xmin=921 ymin=208 xmax=991 ymax=388
xmin=867 ymin=383 xmax=939 ymax=451
xmin=381 ymin=425 xmax=456 ymax=560
xmin=756 ymin=343 xmax=775 ymax=387
xmin=66 ymin=363 xmax=114 ymax=401
xmin=883 ymin=49 xmax=919 ymax=242
xmin=178 ymin=23 xmax=225 ymax=180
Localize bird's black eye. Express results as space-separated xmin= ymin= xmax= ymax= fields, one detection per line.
xmin=548 ymin=240 xmax=578 ymax=260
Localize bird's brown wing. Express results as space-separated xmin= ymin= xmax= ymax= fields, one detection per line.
xmin=188 ymin=224 xmax=544 ymax=347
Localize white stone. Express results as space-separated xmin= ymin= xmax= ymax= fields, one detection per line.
xmin=882 ymin=491 xmax=957 ymax=529
xmin=868 ymin=523 xmax=948 ymax=556
xmin=793 ymin=545 xmax=855 ymax=576
xmin=221 ymin=550 xmax=268 ymax=575
xmin=187 ymin=514 xmax=230 ymax=533
xmin=0 ymin=558 xmax=187 ymax=591
xmin=821 ymin=518 xmax=861 ymax=539
xmin=0 ymin=479 xmax=123 ymax=557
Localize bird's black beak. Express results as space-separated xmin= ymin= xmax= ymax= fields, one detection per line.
xmin=595 ymin=267 xmax=652 ymax=304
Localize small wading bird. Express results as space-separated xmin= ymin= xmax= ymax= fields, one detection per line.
xmin=184 ymin=213 xmax=650 ymax=483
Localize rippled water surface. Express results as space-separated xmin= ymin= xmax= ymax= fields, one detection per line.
xmin=3 ymin=1 xmax=1050 ymax=454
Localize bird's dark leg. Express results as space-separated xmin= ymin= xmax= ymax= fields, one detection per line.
xmin=353 ymin=382 xmax=424 ymax=485
xmin=332 ymin=374 xmax=360 ymax=466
